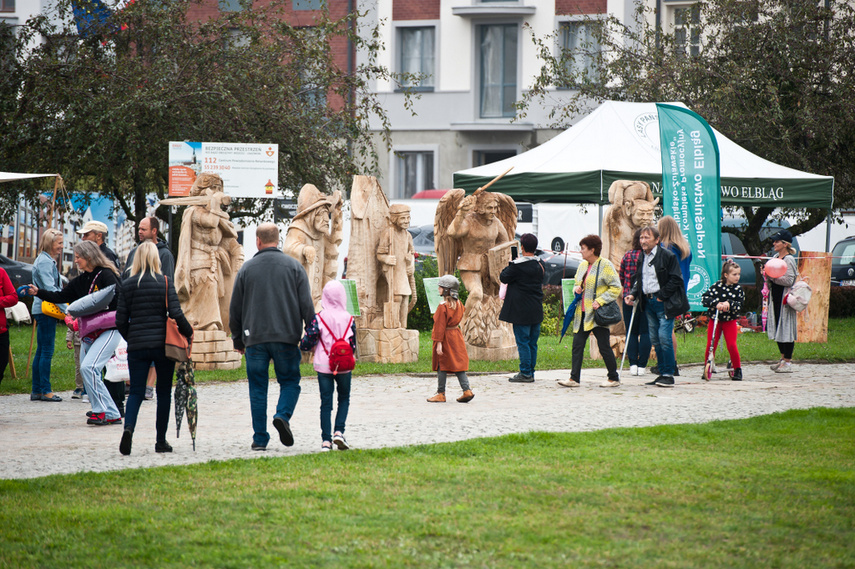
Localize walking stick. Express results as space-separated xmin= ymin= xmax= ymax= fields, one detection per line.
xmin=703 ymin=310 xmax=720 ymax=381
xmin=25 ymin=319 xmax=36 ymax=379
xmin=618 ymin=302 xmax=638 ymax=380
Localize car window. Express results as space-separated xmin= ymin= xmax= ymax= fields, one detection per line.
xmin=722 ymin=233 xmax=747 ymax=255
xmin=832 ymin=241 xmax=855 ymax=264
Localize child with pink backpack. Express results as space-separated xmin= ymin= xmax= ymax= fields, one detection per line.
xmin=300 ymin=280 xmax=357 ymax=452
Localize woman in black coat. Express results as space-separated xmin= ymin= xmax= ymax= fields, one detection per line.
xmin=499 ymin=233 xmax=545 ymax=383
xmin=116 ymin=242 xmax=193 ymax=456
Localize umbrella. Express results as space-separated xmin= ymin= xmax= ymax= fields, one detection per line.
xmin=558 ymin=292 xmax=583 ymax=343
xmin=174 ymin=361 xmax=198 ymax=450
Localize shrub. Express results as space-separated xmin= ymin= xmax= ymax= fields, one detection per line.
xmin=409 ymin=257 xmax=470 ymax=332
xmin=830 ymin=286 xmax=855 ymax=318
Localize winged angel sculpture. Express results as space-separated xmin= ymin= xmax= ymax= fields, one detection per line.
xmin=435 ymin=188 xmax=517 ymax=350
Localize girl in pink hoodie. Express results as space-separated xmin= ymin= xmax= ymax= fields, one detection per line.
xmin=300 ymin=280 xmax=357 ymax=451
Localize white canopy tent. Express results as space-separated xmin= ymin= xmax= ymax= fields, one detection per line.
xmin=0 ymin=171 xmax=59 ymax=183
xmin=453 ymin=101 xmax=834 ymax=209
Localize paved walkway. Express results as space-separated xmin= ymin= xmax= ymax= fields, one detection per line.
xmin=2 ymin=362 xmax=854 ymax=480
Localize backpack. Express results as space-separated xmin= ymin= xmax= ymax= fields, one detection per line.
xmin=317 ymin=314 xmax=355 ymax=375
xmin=785 ymin=279 xmax=812 ymax=313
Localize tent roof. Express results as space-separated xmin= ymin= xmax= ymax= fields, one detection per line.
xmin=453 ymin=101 xmax=834 ymax=209
xmin=0 ymin=171 xmax=58 ymax=183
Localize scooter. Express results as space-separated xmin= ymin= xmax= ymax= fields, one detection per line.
xmin=703 ymin=310 xmax=719 ymax=381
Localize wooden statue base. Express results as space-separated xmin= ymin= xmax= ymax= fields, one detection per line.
xmin=465 ymin=342 xmax=518 ymax=362
xmin=192 ymin=329 xmax=242 ymax=371
xmin=356 ymin=329 xmax=419 ymax=364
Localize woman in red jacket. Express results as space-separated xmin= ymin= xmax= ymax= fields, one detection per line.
xmin=0 ymin=268 xmax=20 ymax=386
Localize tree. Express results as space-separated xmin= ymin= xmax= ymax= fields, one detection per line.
xmin=0 ymin=0 xmax=407 ymax=231
xmin=519 ymin=0 xmax=855 ymax=282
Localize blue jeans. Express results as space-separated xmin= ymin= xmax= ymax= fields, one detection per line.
xmin=125 ymin=347 xmax=176 ymax=443
xmin=32 ymin=314 xmax=57 ymax=395
xmin=646 ymin=299 xmax=676 ymax=376
xmin=623 ymin=302 xmax=651 ymax=368
xmin=512 ymin=323 xmax=541 ymax=376
xmin=245 ymin=343 xmax=302 ymax=447
xmin=318 ymin=372 xmax=351 ymax=443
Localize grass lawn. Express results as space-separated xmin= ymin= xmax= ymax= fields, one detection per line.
xmin=0 ymin=408 xmax=853 ymax=568
xmin=3 ymin=318 xmax=855 ymax=395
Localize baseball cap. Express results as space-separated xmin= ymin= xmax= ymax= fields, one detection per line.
xmin=770 ymin=229 xmax=793 ymax=244
xmin=76 ymin=220 xmax=109 ymax=235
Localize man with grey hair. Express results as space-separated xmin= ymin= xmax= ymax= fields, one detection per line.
xmin=77 ymin=220 xmax=119 ymax=269
xmin=230 ymin=223 xmax=315 ymax=451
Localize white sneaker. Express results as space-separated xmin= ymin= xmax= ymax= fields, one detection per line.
xmin=321 ymin=442 xmax=332 ymax=452
xmin=775 ymin=361 xmax=793 ymax=373
xmin=635 ymin=366 xmax=645 ymax=376
xmin=629 ymin=365 xmax=638 ymax=376
xmin=333 ymin=432 xmax=349 ymax=450
xmin=557 ymin=379 xmax=580 ymax=388
xmin=600 ymin=380 xmax=621 ymax=388
xmin=770 ymin=359 xmax=784 ymax=371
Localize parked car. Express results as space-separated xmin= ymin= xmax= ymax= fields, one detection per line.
xmin=830 ymin=236 xmax=855 ymax=286
xmin=721 ymin=219 xmax=800 ymax=285
xmin=0 ymin=255 xmax=35 ymax=291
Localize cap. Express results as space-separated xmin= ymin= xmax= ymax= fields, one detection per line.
xmin=76 ymin=220 xmax=109 ymax=235
xmin=438 ymin=274 xmax=460 ymax=298
xmin=390 ymin=204 xmax=411 ymax=215
xmin=770 ymin=229 xmax=793 ymax=244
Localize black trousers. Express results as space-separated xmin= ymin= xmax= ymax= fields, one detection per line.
xmin=0 ymin=330 xmax=9 ymax=385
xmin=571 ymin=324 xmax=619 ymax=382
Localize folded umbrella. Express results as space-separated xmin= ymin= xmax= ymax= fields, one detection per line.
xmin=174 ymin=361 xmax=198 ymax=450
xmin=559 ymin=292 xmax=583 ymax=343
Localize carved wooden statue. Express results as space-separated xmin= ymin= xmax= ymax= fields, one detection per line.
xmin=376 ymin=204 xmax=417 ymax=329
xmin=435 ymin=188 xmax=518 ymax=358
xmin=346 ymin=175 xmax=418 ymax=363
xmin=172 ymin=172 xmax=244 ymax=333
xmin=283 ymin=184 xmax=343 ymax=311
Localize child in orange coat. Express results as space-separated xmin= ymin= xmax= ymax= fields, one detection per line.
xmin=427 ymin=274 xmax=473 ymax=403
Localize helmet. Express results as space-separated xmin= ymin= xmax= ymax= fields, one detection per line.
xmin=438 ymin=274 xmax=460 ymax=299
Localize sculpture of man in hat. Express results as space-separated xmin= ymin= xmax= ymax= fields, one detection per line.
xmin=174 ymin=172 xmax=244 ymax=331
xmin=283 ymin=184 xmax=343 ymax=310
xmin=376 ymin=204 xmax=417 ymax=329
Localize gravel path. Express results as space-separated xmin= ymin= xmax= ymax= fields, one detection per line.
xmin=2 ymin=362 xmax=853 ymax=480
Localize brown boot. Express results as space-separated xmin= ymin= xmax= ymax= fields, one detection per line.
xmin=427 ymin=392 xmax=446 ymax=403
xmin=457 ymin=390 xmax=474 ymax=403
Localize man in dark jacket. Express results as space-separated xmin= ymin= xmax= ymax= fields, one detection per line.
xmin=77 ymin=220 xmax=120 ymax=270
xmin=625 ymin=225 xmax=689 ymax=387
xmin=124 ymin=217 xmax=175 ymax=279
xmin=499 ymin=233 xmax=545 ymax=383
xmin=229 ymin=223 xmax=315 ymax=451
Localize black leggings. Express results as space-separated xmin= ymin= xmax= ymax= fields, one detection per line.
xmin=0 ymin=330 xmax=9 ymax=384
xmin=777 ymin=342 xmax=794 ymax=359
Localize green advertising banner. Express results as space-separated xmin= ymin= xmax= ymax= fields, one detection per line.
xmin=338 ymin=279 xmax=361 ymax=317
xmin=657 ymin=104 xmax=722 ymax=311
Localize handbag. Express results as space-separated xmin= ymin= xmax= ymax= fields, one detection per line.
xmin=74 ymin=271 xmax=117 ymax=337
xmin=592 ymin=259 xmax=622 ymax=327
xmin=164 ymin=277 xmax=192 ymax=362
xmin=785 ymin=278 xmax=812 ymax=313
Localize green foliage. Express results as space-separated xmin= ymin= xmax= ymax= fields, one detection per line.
xmin=830 ymin=286 xmax=855 ymax=318
xmin=408 ymin=256 xmax=439 ymax=332
xmin=1 ymin=409 xmax=854 ymax=567
xmin=520 ymin=0 xmax=855 ymax=269
xmin=0 ymin=0 xmax=411 ymax=225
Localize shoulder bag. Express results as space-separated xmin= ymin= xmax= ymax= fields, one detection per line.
xmin=593 ymin=259 xmax=622 ymax=327
xmin=77 ymin=271 xmax=118 ymax=337
xmin=164 ymin=277 xmax=193 ymax=362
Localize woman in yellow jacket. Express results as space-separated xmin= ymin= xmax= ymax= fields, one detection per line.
xmin=558 ymin=234 xmax=623 ymax=388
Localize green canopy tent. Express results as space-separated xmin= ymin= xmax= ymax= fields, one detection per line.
xmin=453 ymin=101 xmax=834 ymax=209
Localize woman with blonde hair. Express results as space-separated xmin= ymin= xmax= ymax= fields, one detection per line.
xmin=657 ymin=216 xmax=693 ymax=375
xmin=30 ymin=229 xmax=66 ymax=401
xmin=29 ymin=240 xmax=123 ymax=423
xmin=116 ymin=241 xmax=193 ymax=455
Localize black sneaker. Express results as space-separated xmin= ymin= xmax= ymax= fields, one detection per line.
xmin=650 ymin=365 xmax=660 ymax=375
xmin=656 ymin=376 xmax=675 ymax=387
xmin=644 ymin=376 xmax=663 ymax=386
xmin=155 ymin=441 xmax=173 ymax=453
xmin=508 ymin=373 xmax=534 ymax=383
xmin=273 ymin=417 xmax=294 ymax=447
xmin=673 ymin=366 xmax=680 ymax=377
xmin=251 ymin=443 xmax=267 ymax=451
xmin=120 ymin=429 xmax=133 ymax=456
xmin=730 ymin=368 xmax=743 ymax=381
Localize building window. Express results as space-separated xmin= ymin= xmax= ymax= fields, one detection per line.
xmin=396 ymin=151 xmax=434 ymax=199
xmin=673 ymin=4 xmax=700 ymax=57
xmin=560 ymin=20 xmax=600 ymax=88
xmin=0 ymin=0 xmax=15 ymax=13
xmin=473 ymin=149 xmax=516 ymax=167
xmin=293 ymin=0 xmax=323 ymax=10
xmin=219 ymin=0 xmax=243 ymax=12
xmin=399 ymin=26 xmax=435 ymax=90
xmin=479 ymin=24 xmax=517 ymax=119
